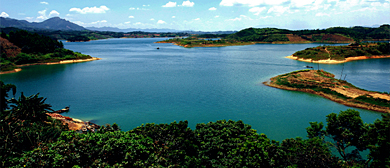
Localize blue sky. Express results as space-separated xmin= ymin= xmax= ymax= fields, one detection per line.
xmin=1 ymin=0 xmax=389 ymax=31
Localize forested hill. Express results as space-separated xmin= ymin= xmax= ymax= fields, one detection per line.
xmin=225 ymin=24 xmax=390 ymax=43
xmin=0 ymin=30 xmax=91 ymax=72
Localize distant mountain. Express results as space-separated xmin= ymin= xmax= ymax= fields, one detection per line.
xmin=86 ymin=26 xmax=178 ymax=33
xmin=0 ymin=17 xmax=86 ymax=31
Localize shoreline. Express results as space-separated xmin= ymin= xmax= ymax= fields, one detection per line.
xmin=286 ymin=55 xmax=390 ymax=64
xmin=47 ymin=113 xmax=100 ymax=132
xmin=0 ymin=57 xmax=101 ymax=74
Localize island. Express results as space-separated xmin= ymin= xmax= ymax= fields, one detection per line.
xmin=263 ymin=69 xmax=390 ymax=113
xmin=156 ymin=24 xmax=389 ymax=48
xmin=287 ymin=42 xmax=390 ymax=64
xmin=0 ymin=30 xmax=100 ymax=74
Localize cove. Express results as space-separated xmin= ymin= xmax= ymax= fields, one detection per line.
xmin=1 ymin=38 xmax=388 ymax=141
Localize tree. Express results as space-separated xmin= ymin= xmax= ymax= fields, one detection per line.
xmin=0 ymin=81 xmax=16 ymax=112
xmin=9 ymin=92 xmax=53 ymax=121
xmin=367 ymin=114 xmax=390 ymax=167
xmin=325 ymin=109 xmax=369 ymax=162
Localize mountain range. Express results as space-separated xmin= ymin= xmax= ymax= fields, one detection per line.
xmin=0 ymin=17 xmax=86 ymax=31
xmin=0 ymin=17 xmax=235 ymax=34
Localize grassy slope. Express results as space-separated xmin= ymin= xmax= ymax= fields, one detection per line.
xmin=264 ymin=70 xmax=390 ymax=113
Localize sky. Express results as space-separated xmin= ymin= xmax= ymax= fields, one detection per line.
xmin=0 ymin=0 xmax=389 ymax=31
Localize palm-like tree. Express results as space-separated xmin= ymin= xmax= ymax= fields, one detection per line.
xmin=10 ymin=92 xmax=53 ymax=121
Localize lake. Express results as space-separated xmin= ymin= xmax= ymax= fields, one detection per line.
xmin=1 ymin=38 xmax=389 ymax=141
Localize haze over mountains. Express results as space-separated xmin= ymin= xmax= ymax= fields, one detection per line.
xmin=0 ymin=17 xmax=237 ymax=34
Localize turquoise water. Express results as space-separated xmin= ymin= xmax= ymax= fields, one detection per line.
xmin=1 ymin=38 xmax=388 ymax=141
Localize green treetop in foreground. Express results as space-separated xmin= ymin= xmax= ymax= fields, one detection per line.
xmin=1 ymin=81 xmax=389 ymax=167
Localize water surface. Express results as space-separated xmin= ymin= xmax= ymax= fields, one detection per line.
xmin=1 ymin=38 xmax=388 ymax=141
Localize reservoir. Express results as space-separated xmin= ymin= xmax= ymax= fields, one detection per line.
xmin=1 ymin=38 xmax=389 ymax=141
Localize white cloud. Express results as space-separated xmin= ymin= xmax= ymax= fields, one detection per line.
xmin=162 ymin=1 xmax=177 ymax=7
xmin=150 ymin=18 xmax=155 ymax=20
xmin=129 ymin=7 xmax=135 ymax=10
xmin=37 ymin=9 xmax=48 ymax=20
xmin=215 ymin=15 xmax=220 ymax=18
xmin=267 ymin=6 xmax=289 ymax=15
xmin=134 ymin=22 xmax=142 ymax=25
xmin=181 ymin=0 xmax=195 ymax=7
xmin=291 ymin=0 xmax=316 ymax=7
xmin=220 ymin=0 xmax=288 ymax=7
xmin=172 ymin=16 xmax=176 ymax=18
xmin=69 ymin=5 xmax=109 ymax=14
xmin=209 ymin=7 xmax=217 ymax=10
xmin=73 ymin=21 xmax=85 ymax=25
xmin=157 ymin=20 xmax=166 ymax=24
xmin=0 ymin=12 xmax=9 ymax=17
xmin=315 ymin=12 xmax=330 ymax=16
xmin=227 ymin=15 xmax=252 ymax=21
xmin=143 ymin=5 xmax=150 ymax=7
xmin=91 ymin=20 xmax=107 ymax=24
xmin=194 ymin=18 xmax=200 ymax=20
xmin=40 ymin=1 xmax=48 ymax=5
xmin=249 ymin=7 xmax=266 ymax=15
xmin=351 ymin=6 xmax=376 ymax=12
xmin=49 ymin=10 xmax=60 ymax=17
xmin=125 ymin=21 xmax=131 ymax=24
xmin=129 ymin=16 xmax=134 ymax=18
xmin=25 ymin=17 xmax=34 ymax=20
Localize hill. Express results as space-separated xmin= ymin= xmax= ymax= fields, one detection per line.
xmin=0 ymin=17 xmax=86 ymax=31
xmin=225 ymin=24 xmax=390 ymax=43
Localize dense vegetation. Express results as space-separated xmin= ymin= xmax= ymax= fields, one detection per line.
xmin=292 ymin=42 xmax=390 ymax=61
xmin=0 ymin=30 xmax=91 ymax=72
xmin=226 ymin=24 xmax=390 ymax=43
xmin=1 ymin=81 xmax=389 ymax=167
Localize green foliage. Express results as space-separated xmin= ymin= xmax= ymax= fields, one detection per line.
xmin=294 ymin=43 xmax=390 ymax=61
xmin=66 ymin=35 xmax=90 ymax=42
xmin=280 ymin=137 xmax=341 ymax=167
xmin=367 ymin=114 xmax=390 ymax=167
xmin=0 ymin=81 xmax=16 ymax=112
xmin=326 ymin=110 xmax=370 ymax=162
xmin=306 ymin=122 xmax=326 ymax=139
xmin=355 ymin=95 xmax=390 ymax=108
xmin=0 ymin=83 xmax=68 ymax=167
xmin=1 ymin=30 xmax=92 ymax=71
xmin=194 ymin=120 xmax=284 ymax=167
xmin=8 ymin=30 xmax=63 ymax=54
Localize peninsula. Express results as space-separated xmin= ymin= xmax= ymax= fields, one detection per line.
xmin=264 ymin=69 xmax=390 ymax=113
xmin=0 ymin=30 xmax=99 ymax=74
xmin=287 ymin=42 xmax=390 ymax=64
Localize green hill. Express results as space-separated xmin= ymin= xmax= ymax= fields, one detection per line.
xmin=225 ymin=24 xmax=390 ymax=43
xmin=0 ymin=30 xmax=92 ymax=72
